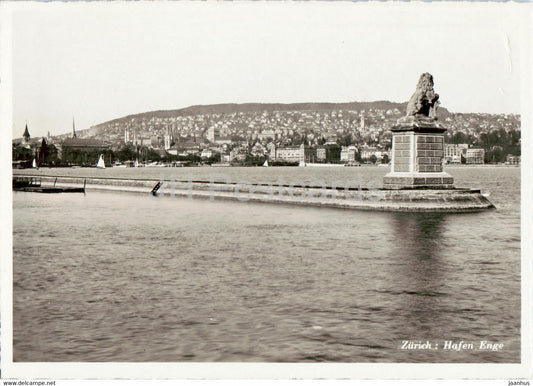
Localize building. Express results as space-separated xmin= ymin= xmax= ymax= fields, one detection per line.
xmin=13 ymin=130 xmax=53 ymax=165
xmin=340 ymin=146 xmax=357 ymax=162
xmin=360 ymin=146 xmax=379 ymax=161
xmin=71 ymin=117 xmax=77 ymax=138
xmin=465 ymin=148 xmax=485 ymax=164
xmin=316 ymin=147 xmax=327 ymax=162
xmin=273 ymin=146 xmax=303 ymax=162
xmin=506 ymin=154 xmax=520 ymax=165
xmin=164 ymin=134 xmax=172 ymax=150
xmin=150 ymin=136 xmax=161 ymax=148
xmin=214 ymin=136 xmax=232 ymax=145
xmin=250 ymin=142 xmax=267 ymax=157
xmin=207 ymin=127 xmax=219 ymax=142
xmin=258 ymin=130 xmax=277 ymax=141
xmin=12 ymin=123 xmax=41 ymax=149
xmin=22 ymin=124 xmax=30 ymax=144
xmin=228 ymin=148 xmax=245 ymax=162
xmin=445 ymin=144 xmax=468 ymax=164
xmin=200 ymin=148 xmax=218 ymax=159
xmin=168 ymin=141 xmax=201 ymax=157
xmin=320 ymin=142 xmax=341 ymax=163
xmin=60 ymin=137 xmax=111 ymax=165
xmin=270 ymin=143 xmax=317 ymax=163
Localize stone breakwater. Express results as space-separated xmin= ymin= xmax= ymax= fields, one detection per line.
xmin=13 ymin=174 xmax=495 ymax=213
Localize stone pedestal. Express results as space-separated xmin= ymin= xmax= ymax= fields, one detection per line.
xmin=383 ymin=117 xmax=454 ymax=189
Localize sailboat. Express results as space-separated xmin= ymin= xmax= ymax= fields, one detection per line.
xmin=263 ymin=159 xmax=269 ymax=167
xmin=96 ymin=154 xmax=106 ymax=169
xmin=32 ymin=158 xmax=38 ymax=169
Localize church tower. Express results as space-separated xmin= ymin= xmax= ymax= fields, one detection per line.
xmin=72 ymin=117 xmax=77 ymax=138
xmin=22 ymin=122 xmax=30 ymax=143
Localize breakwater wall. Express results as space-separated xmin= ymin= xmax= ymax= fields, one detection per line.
xmin=12 ymin=174 xmax=495 ymax=213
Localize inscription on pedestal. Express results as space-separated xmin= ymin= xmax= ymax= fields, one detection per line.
xmin=416 ymin=135 xmax=444 ymax=173
xmin=393 ymin=135 xmax=411 ymax=173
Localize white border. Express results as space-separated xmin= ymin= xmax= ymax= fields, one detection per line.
xmin=0 ymin=0 xmax=15 ymax=379
xmin=1 ymin=1 xmax=532 ymax=380
xmin=519 ymin=2 xmax=533 ymax=382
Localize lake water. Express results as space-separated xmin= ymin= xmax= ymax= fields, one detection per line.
xmin=12 ymin=166 xmax=521 ymax=362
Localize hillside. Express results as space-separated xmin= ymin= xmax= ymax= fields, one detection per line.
xmin=40 ymin=101 xmax=519 ymax=151
xmin=91 ymin=101 xmax=452 ymax=129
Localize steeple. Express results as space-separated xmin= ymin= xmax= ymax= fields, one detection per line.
xmin=72 ymin=117 xmax=77 ymax=138
xmin=23 ymin=122 xmax=30 ymax=143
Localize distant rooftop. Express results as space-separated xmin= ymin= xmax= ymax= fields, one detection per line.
xmin=62 ymin=137 xmax=109 ymax=147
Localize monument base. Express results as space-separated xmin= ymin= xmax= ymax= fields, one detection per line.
xmin=383 ymin=172 xmax=454 ymax=190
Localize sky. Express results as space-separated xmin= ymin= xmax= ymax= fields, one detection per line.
xmin=4 ymin=1 xmax=528 ymax=138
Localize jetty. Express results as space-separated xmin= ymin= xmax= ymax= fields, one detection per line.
xmin=11 ymin=174 xmax=494 ymax=213
xmin=13 ymin=176 xmax=85 ymax=194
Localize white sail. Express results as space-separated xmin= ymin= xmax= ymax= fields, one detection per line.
xmin=32 ymin=158 xmax=37 ymax=168
xmin=263 ymin=160 xmax=269 ymax=167
xmin=96 ymin=154 xmax=106 ymax=169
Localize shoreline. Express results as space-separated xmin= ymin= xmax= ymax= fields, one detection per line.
xmin=446 ymin=164 xmax=520 ymax=168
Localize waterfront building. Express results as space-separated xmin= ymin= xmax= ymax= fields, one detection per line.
xmin=273 ymin=146 xmax=302 ymax=162
xmin=168 ymin=141 xmax=201 ymax=156
xmin=340 ymin=146 xmax=358 ymax=162
xmin=324 ymin=141 xmax=341 ymax=162
xmin=360 ymin=146 xmax=380 ymax=161
xmin=465 ymin=148 xmax=485 ymax=164
xmin=445 ymin=144 xmax=468 ymax=163
xmin=316 ymin=147 xmax=327 ymax=162
xmin=200 ymin=148 xmax=219 ymax=159
xmin=506 ymin=154 xmax=520 ymax=165
xmin=270 ymin=143 xmax=317 ymax=163
xmin=59 ymin=137 xmax=110 ymax=165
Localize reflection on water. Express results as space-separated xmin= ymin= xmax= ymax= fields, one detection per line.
xmin=390 ymin=213 xmax=446 ymax=298
xmin=387 ymin=214 xmax=448 ymax=350
xmin=392 ymin=213 xmax=445 ymax=260
xmin=12 ymin=167 xmax=520 ymax=363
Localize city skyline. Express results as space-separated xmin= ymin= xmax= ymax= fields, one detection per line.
xmin=4 ymin=2 xmax=528 ymax=138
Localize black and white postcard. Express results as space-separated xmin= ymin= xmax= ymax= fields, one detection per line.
xmin=1 ymin=0 xmax=531 ymax=382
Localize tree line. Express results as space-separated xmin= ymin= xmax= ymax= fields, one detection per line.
xmin=445 ymin=128 xmax=520 ymax=163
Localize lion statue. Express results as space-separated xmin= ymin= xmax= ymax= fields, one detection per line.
xmin=405 ymin=73 xmax=440 ymax=119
